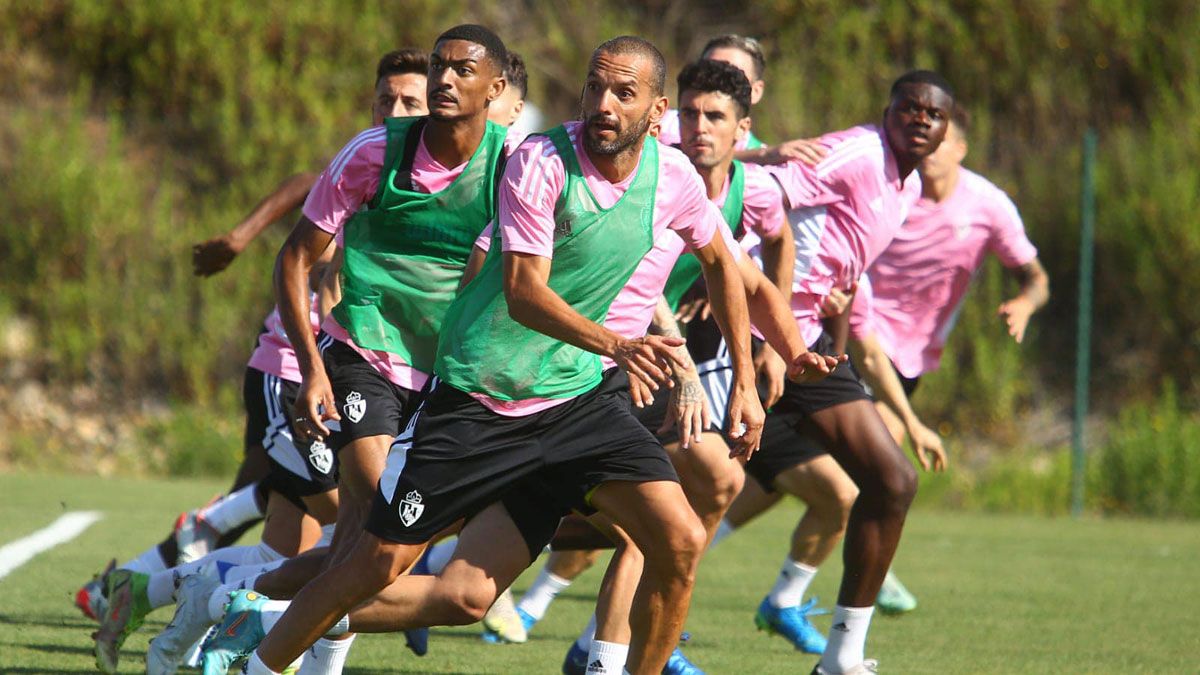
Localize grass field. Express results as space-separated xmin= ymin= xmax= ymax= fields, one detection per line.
xmin=0 ymin=472 xmax=1196 ymax=674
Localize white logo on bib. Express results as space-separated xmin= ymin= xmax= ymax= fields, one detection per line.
xmin=343 ymin=391 xmax=366 ymax=423
xmin=308 ymin=439 xmax=333 ymax=475
xmin=399 ymin=490 xmax=425 ymax=527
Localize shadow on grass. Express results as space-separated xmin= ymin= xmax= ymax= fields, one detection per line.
xmin=0 ymin=612 xmax=96 ymax=630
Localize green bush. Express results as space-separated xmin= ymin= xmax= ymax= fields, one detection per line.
xmin=1092 ymin=383 xmax=1200 ymax=518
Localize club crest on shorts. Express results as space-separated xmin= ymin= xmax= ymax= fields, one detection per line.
xmin=308 ymin=439 xmax=333 ymax=475
xmin=398 ymin=490 xmax=424 ymax=527
xmin=343 ymin=391 xmax=366 ymax=423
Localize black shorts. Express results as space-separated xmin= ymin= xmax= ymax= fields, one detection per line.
xmin=318 ymin=333 xmax=416 ymax=452
xmin=631 ymin=385 xmax=722 ymax=442
xmin=366 ymin=369 xmax=678 ymax=559
xmin=743 ymin=332 xmax=871 ymax=492
xmin=242 ymin=367 xmax=339 ymax=508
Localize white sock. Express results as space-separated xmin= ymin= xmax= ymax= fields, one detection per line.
xmin=709 ymin=519 xmax=736 ymax=548
xmin=224 ymin=557 xmax=286 ymax=586
xmin=767 ymin=557 xmax=818 ymax=608
xmin=423 ymin=539 xmax=456 ymax=575
xmin=245 ymin=652 xmax=281 ymax=675
xmin=298 ymin=635 xmax=356 ymax=675
xmin=516 ymin=568 xmax=572 ymax=620
xmin=172 ymin=543 xmax=285 ymax=582
xmin=121 ymin=545 xmax=168 ymax=574
xmin=585 ymin=640 xmax=628 ymax=675
xmin=575 ymin=614 xmax=597 ymax=650
xmin=199 ymin=483 xmax=265 ymax=534
xmin=146 ymin=569 xmax=179 ymax=609
xmin=821 ymin=605 xmax=875 ymax=673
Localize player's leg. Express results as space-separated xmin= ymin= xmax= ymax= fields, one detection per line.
xmin=808 ymin=399 xmax=917 ymax=674
xmin=714 ymin=468 xmax=784 ymax=545
xmin=589 ymin=479 xmax=707 ymax=675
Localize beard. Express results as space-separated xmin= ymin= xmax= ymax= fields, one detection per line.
xmin=583 ymin=109 xmax=652 ymax=156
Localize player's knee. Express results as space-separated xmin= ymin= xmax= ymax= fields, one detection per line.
xmin=647 ymin=513 xmax=705 ymax=581
xmin=881 ymin=460 xmax=918 ymax=512
xmin=709 ymin=466 xmax=745 ymax=513
xmin=438 ymin=583 xmax=496 ymax=624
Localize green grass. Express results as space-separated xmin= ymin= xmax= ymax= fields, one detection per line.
xmin=0 ymin=472 xmax=1196 ymax=674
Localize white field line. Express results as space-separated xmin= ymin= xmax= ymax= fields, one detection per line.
xmin=0 ymin=511 xmax=103 ymax=580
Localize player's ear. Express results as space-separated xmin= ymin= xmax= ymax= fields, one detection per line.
xmin=751 ymin=79 xmax=765 ymax=106
xmin=737 ymin=115 xmax=752 ymax=140
xmin=650 ymin=95 xmax=669 ymax=125
xmin=488 ymin=76 xmax=507 ymax=104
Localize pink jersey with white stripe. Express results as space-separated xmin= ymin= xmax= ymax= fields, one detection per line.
xmin=303 ymin=124 xmax=472 ymax=391
xmin=247 ymin=297 xmax=321 ymax=383
xmin=766 ymin=124 xmax=923 ymax=345
xmin=850 ymin=167 xmax=1037 ymax=377
xmin=474 ymin=124 xmax=726 ymax=416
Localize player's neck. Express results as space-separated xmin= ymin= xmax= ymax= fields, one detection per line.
xmin=424 ymin=115 xmax=487 ymax=168
xmin=922 ymin=164 xmax=960 ymax=203
xmin=585 ymin=136 xmax=647 ymax=184
xmin=697 ymin=161 xmax=731 ymax=201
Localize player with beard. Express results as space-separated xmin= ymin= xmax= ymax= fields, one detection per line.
xmin=198 ymin=35 xmax=841 ymax=675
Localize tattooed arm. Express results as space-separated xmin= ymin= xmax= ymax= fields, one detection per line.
xmin=649 ymin=295 xmax=711 ymax=449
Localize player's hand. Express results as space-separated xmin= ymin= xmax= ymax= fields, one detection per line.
xmin=997 ymin=296 xmax=1035 ymax=343
xmin=754 ymin=346 xmax=788 ymax=409
xmin=819 ymin=283 xmax=856 ymax=318
xmin=725 ymin=379 xmax=765 ymax=461
xmin=906 ymin=419 xmax=947 ymax=472
xmin=765 ymin=138 xmax=828 ymax=166
xmin=614 ymin=335 xmax=688 ymax=407
xmin=658 ymin=365 xmax=711 ymax=449
xmin=787 ymin=351 xmax=845 ymax=383
xmin=192 ymin=234 xmax=245 ymax=277
xmin=293 ymin=369 xmax=340 ymax=440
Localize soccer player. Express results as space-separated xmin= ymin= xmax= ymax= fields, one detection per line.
xmin=846 ymin=105 xmax=1049 ymax=609
xmin=747 ymin=70 xmax=955 ymax=674
xmin=200 ymin=35 xmax=838 ymax=675
xmin=552 ymin=57 xmax=802 ymax=674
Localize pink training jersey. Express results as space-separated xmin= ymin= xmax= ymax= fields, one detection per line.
xmin=850 ymin=167 xmax=1037 ymax=377
xmin=656 ymin=108 xmax=755 ymax=151
xmin=476 ymin=123 xmax=728 ymax=416
xmin=247 ymin=298 xmax=322 ymax=383
xmin=303 ymin=124 xmax=473 ymax=391
xmin=766 ymin=124 xmax=923 ymax=346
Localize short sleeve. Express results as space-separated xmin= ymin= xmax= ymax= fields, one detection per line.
xmin=740 ymin=164 xmax=786 ymax=240
xmin=664 ymin=162 xmax=721 ymax=250
xmin=302 ymin=127 xmax=387 ymax=235
xmin=497 ymin=136 xmax=566 ymax=259
xmin=985 ymin=189 xmax=1038 ymax=267
xmin=474 ymin=221 xmax=494 ymax=253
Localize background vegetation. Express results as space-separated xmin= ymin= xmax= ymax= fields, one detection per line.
xmin=0 ymin=0 xmax=1196 ymax=516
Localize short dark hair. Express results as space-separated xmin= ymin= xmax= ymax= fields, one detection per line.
xmin=436 ymin=24 xmax=507 ymax=71
xmin=375 ymin=48 xmax=429 ymax=85
xmin=676 ymin=59 xmax=752 ymax=118
xmin=889 ymin=69 xmax=955 ymax=101
xmin=593 ymin=35 xmax=666 ymax=96
xmin=505 ymin=51 xmax=528 ymax=98
xmin=701 ymin=34 xmax=767 ymax=80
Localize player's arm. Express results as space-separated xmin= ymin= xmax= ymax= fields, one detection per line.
xmin=849 ymin=331 xmax=946 ymax=472
xmin=315 ymin=246 xmax=342 ymax=321
xmin=998 ymin=257 xmax=1050 ymax=343
xmin=648 ymin=295 xmax=710 ymax=449
xmin=503 ymin=253 xmax=688 ymax=403
xmin=194 ymin=172 xmax=318 ymax=277
xmin=691 ymin=233 xmax=764 ymax=459
xmin=737 ymin=256 xmax=842 ymax=385
xmin=275 ymin=217 xmax=339 ymax=437
xmin=735 ymin=137 xmax=827 ymax=166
